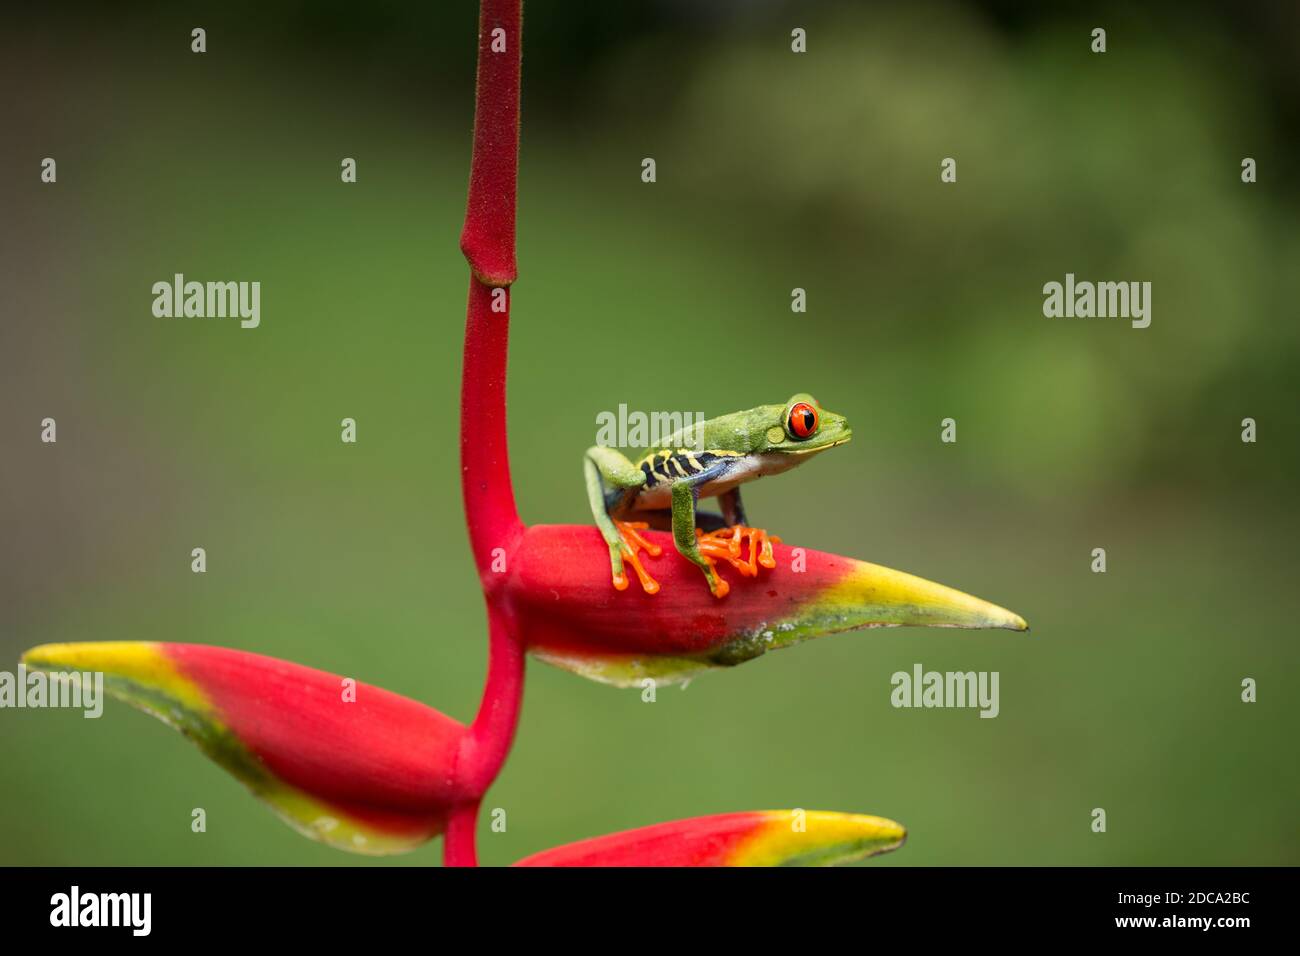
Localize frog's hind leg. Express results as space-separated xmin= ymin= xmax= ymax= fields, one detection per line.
xmin=691 ymin=510 xmax=728 ymax=533
xmin=719 ymin=487 xmax=748 ymax=528
xmin=584 ymin=447 xmax=660 ymax=593
xmin=697 ymin=525 xmax=780 ymax=578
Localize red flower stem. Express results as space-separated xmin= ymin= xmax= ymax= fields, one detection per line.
xmin=446 ymin=606 xmax=526 ymax=867
xmin=460 ymin=604 xmax=526 ymax=795
xmin=446 ymin=0 xmax=526 ymax=868
xmin=460 ymin=280 xmax=523 ymax=573
xmin=460 ymin=0 xmax=521 ymax=290
xmin=444 ymin=800 xmax=482 ymax=868
xmin=459 ymin=0 xmax=524 ymax=577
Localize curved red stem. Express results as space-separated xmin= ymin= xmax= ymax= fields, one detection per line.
xmin=444 ymin=801 xmax=482 ymax=868
xmin=460 ymin=603 xmax=526 ymax=796
xmin=459 ymin=0 xmax=524 ymax=580
xmin=445 ymin=0 xmax=526 ymax=868
xmin=461 ymin=280 xmax=524 ymax=576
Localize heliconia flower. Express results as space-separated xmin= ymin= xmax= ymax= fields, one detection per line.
xmin=500 ymin=524 xmax=1028 ymax=687
xmin=19 ymin=0 xmax=1032 ymax=867
xmin=21 ymin=642 xmax=469 ymax=855
xmin=513 ymin=810 xmax=906 ymax=867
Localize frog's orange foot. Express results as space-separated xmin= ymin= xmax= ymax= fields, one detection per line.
xmin=612 ymin=520 xmax=662 ymax=595
xmin=696 ymin=525 xmax=781 ymax=580
xmin=701 ymin=559 xmax=730 ymax=599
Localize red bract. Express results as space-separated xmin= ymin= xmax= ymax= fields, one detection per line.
xmin=514 ymin=811 xmax=907 ymax=867
xmin=22 ymin=642 xmax=468 ymax=854
xmin=503 ymin=525 xmax=1027 ymax=686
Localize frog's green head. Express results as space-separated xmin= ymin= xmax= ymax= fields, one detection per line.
xmin=754 ymin=393 xmax=851 ymax=456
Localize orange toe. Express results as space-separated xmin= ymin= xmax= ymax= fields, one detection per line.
xmin=708 ymin=573 xmax=730 ymax=599
xmin=696 ymin=524 xmax=779 ymax=583
xmin=614 ymin=520 xmax=662 ymax=594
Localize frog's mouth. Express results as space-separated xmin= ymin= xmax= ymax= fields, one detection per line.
xmin=788 ymin=430 xmax=852 ymax=455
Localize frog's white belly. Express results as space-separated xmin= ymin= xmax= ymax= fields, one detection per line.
xmin=630 ymin=452 xmax=799 ymax=511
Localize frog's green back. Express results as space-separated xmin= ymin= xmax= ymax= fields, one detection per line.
xmin=629 ymin=405 xmax=783 ymax=458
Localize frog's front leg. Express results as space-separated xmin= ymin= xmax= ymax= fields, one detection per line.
xmin=670 ymin=480 xmax=731 ymax=598
xmin=584 ymin=447 xmax=660 ymax=593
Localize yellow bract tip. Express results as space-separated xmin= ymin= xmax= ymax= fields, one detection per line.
xmin=22 ymin=641 xmax=210 ymax=714
xmin=734 ymin=810 xmax=908 ymax=866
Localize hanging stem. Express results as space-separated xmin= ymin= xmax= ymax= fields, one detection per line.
xmin=446 ymin=0 xmax=526 ymax=868
xmin=460 ymin=0 xmax=522 ymax=290
xmin=445 ymin=606 xmax=525 ymax=868
xmin=459 ymin=0 xmax=524 ymax=577
xmin=461 ymin=604 xmax=526 ymax=796
xmin=460 ymin=280 xmax=523 ymax=575
xmin=443 ymin=800 xmax=482 ymax=867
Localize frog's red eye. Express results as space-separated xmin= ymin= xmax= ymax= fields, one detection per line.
xmin=787 ymin=402 xmax=818 ymax=439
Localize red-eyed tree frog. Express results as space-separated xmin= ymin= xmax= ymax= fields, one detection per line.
xmin=585 ymin=394 xmax=852 ymax=598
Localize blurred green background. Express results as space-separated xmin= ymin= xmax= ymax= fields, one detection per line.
xmin=2 ymin=0 xmax=1297 ymax=866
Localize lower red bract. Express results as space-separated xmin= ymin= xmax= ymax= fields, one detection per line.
xmin=514 ymin=812 xmax=761 ymax=867
xmin=166 ymin=644 xmax=468 ymax=816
